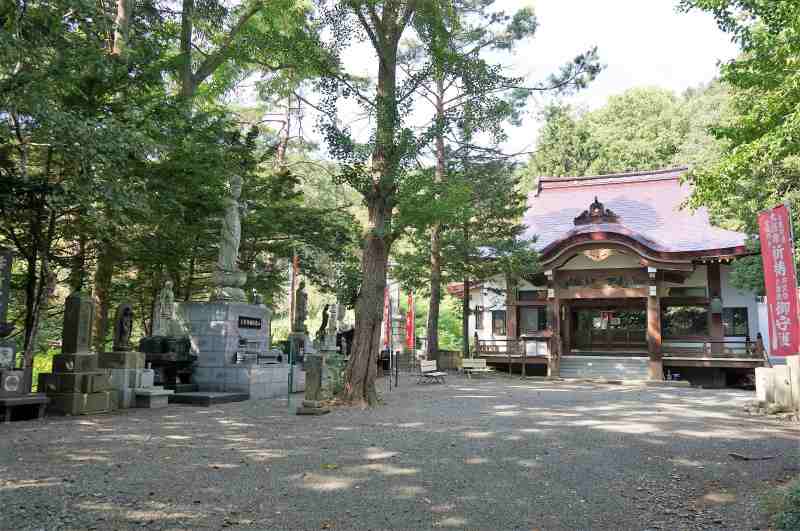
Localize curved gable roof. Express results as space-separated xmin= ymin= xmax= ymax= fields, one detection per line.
xmin=523 ymin=167 xmax=748 ymax=257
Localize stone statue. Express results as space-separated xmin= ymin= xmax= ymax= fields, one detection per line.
xmin=335 ymin=303 xmax=346 ymax=332
xmin=112 ymin=303 xmax=134 ymax=351
xmin=212 ymin=175 xmax=247 ymax=302
xmin=293 ymin=281 xmax=308 ymax=333
xmin=153 ymin=280 xmax=175 ymax=336
xmin=218 ymin=174 xmax=242 ymax=273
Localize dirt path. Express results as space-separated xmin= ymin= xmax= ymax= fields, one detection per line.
xmin=1 ymin=376 xmax=797 ymax=530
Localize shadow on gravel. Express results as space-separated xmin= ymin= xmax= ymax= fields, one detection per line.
xmin=0 ymin=376 xmax=798 ymax=529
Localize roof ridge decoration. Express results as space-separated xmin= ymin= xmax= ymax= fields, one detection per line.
xmin=574 ymin=196 xmax=619 ymax=225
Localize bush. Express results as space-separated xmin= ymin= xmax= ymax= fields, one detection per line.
xmin=30 ymin=348 xmax=57 ymax=392
xmin=768 ymin=477 xmax=800 ymax=530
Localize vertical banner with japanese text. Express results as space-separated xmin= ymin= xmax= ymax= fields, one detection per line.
xmin=758 ymin=203 xmax=800 ymax=356
xmin=406 ymin=292 xmax=415 ymax=350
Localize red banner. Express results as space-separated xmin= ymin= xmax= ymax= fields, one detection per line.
xmin=406 ymin=292 xmax=415 ymax=349
xmin=758 ymin=204 xmax=800 ymax=356
xmin=383 ymin=287 xmax=390 ymax=350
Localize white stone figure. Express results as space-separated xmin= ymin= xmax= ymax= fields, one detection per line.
xmin=212 ymin=175 xmax=247 ymax=302
xmin=218 ymin=174 xmax=242 ymax=273
xmin=153 ymin=280 xmax=175 ymax=336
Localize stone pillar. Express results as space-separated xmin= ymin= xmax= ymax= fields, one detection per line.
xmin=545 ymin=270 xmax=561 ymax=378
xmin=296 ymin=353 xmax=329 ymax=415
xmin=707 ymin=262 xmax=724 ymax=355
xmin=43 ymin=292 xmax=114 ymax=415
xmin=647 ymin=270 xmax=663 ymax=380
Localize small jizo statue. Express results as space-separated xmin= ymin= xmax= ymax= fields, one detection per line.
xmin=113 ymin=303 xmax=134 ymax=352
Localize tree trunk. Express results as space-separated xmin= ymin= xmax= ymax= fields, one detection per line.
xmin=462 ymin=276 xmax=470 ymax=358
xmin=342 ymin=21 xmax=401 ymax=405
xmin=22 ymin=197 xmax=42 ymax=355
xmin=93 ymin=241 xmax=117 ymax=353
xmin=180 ymin=0 xmax=195 ymax=99
xmin=112 ymin=0 xmax=132 ymax=57
xmin=426 ymin=77 xmax=446 ymax=357
xmin=22 ymin=210 xmax=56 ymax=369
xmin=275 ymin=93 xmax=292 ymax=167
xmin=342 ymin=197 xmax=389 ymax=405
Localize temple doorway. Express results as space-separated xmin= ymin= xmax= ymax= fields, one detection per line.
xmin=568 ymin=299 xmax=647 ymax=354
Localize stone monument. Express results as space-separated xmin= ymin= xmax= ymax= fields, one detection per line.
xmin=296 ymin=351 xmax=329 ymax=415
xmin=100 ymin=303 xmax=172 ymax=409
xmin=139 ymin=281 xmax=196 ymax=392
xmin=212 ymin=174 xmax=248 ymax=303
xmin=40 ymin=292 xmax=114 ymax=415
xmin=176 ymin=174 xmax=282 ymax=402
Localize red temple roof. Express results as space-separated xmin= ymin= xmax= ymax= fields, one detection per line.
xmin=523 ymin=167 xmax=749 ymax=257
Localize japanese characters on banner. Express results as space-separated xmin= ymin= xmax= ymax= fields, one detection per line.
xmin=406 ymin=292 xmax=415 ymax=349
xmin=758 ymin=204 xmax=800 ymax=356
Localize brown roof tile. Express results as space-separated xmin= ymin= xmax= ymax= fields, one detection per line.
xmin=524 ymin=167 xmax=747 ymax=254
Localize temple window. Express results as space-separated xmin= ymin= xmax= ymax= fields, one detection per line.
xmin=662 ymin=305 xmax=710 ymax=337
xmin=722 ymin=307 xmax=749 ymax=337
xmin=491 ymin=310 xmax=507 ymax=336
xmin=520 ymin=306 xmax=548 ymax=335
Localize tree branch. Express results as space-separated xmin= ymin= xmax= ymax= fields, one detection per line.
xmin=192 ymin=1 xmax=264 ymax=88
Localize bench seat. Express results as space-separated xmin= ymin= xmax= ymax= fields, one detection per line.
xmin=462 ymin=359 xmax=493 ymax=378
xmin=418 ymin=360 xmax=446 ymax=384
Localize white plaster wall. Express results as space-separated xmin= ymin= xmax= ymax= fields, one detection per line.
xmin=560 ymin=250 xmax=641 ymax=270
xmin=469 ymin=276 xmax=507 ymax=341
xmin=720 ymin=264 xmax=761 ymax=339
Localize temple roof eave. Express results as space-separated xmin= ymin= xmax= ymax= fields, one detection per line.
xmin=538 ymin=228 xmax=752 ymax=272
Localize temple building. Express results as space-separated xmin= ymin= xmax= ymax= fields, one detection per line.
xmin=467 ymin=167 xmax=767 ymax=384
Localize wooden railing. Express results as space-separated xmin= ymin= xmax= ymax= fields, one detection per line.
xmin=662 ymin=338 xmax=764 ymax=359
xmin=575 ymin=328 xmax=647 ymax=349
xmin=475 ymin=337 xmax=551 ymax=358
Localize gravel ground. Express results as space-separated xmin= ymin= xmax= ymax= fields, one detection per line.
xmin=0 ymin=375 xmax=798 ymax=531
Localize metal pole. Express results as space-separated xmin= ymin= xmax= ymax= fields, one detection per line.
xmin=288 ymin=339 xmax=294 ymax=405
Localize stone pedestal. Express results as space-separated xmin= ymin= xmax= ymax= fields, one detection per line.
xmin=135 ymin=387 xmax=174 ymax=409
xmin=180 ymin=301 xmax=289 ymax=398
xmin=297 ymin=354 xmax=329 ymax=415
xmin=42 ymin=292 xmax=114 ymax=415
xmin=100 ymin=351 xmax=153 ymax=409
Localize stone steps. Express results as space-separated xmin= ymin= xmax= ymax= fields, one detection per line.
xmin=560 ymin=356 xmax=650 ymax=380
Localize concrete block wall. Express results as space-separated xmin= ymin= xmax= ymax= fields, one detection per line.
xmin=756 ymin=356 xmax=800 ymax=412
xmin=178 ymin=302 xmax=271 ymax=369
xmin=189 ymin=365 xmax=302 ymax=399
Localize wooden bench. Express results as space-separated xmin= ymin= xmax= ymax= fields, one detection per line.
xmin=417 ymin=360 xmax=446 ymax=384
xmin=462 ymin=358 xmax=493 ymax=378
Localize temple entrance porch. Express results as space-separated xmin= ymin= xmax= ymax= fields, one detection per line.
xmin=565 ymin=298 xmax=648 ymax=356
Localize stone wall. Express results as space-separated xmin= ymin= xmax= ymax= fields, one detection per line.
xmin=756 ymin=356 xmax=800 ymax=413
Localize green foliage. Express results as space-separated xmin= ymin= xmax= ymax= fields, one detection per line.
xmin=411 ymin=295 xmax=462 ymax=351
xmin=0 ymin=0 xmax=361 ymax=361
xmin=765 ymin=476 xmax=800 ymax=530
xmin=525 ymin=85 xmax=730 ymax=187
xmin=679 ymin=0 xmax=800 ymax=291
xmin=394 ymin=160 xmax=538 ymax=296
